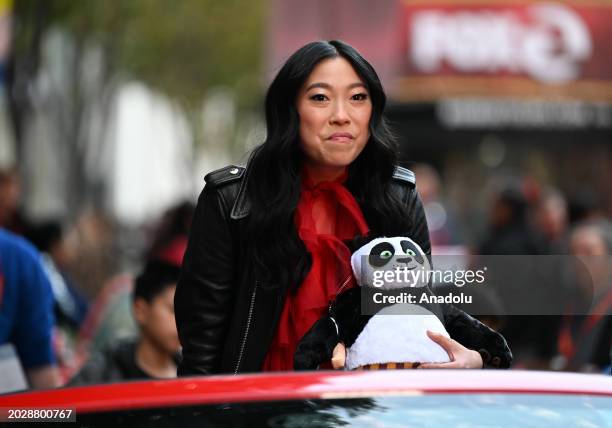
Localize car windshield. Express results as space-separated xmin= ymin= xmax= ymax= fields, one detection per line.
xmin=68 ymin=393 xmax=612 ymax=427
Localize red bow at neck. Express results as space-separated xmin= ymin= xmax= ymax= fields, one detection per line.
xmin=262 ymin=168 xmax=369 ymax=371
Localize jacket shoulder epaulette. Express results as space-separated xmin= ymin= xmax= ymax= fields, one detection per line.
xmin=204 ymin=165 xmax=245 ymax=188
xmin=392 ymin=166 xmax=416 ymax=187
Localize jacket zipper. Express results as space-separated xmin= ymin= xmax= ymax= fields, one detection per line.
xmin=234 ymin=283 xmax=258 ymax=374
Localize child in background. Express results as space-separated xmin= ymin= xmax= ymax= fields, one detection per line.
xmin=69 ymin=261 xmax=181 ymax=384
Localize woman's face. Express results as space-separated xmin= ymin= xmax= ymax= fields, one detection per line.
xmin=296 ymin=57 xmax=372 ymax=177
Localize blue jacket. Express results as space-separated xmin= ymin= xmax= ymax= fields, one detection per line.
xmin=0 ymin=229 xmax=55 ymax=369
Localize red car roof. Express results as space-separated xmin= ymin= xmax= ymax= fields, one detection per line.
xmin=1 ymin=370 xmax=610 ymax=414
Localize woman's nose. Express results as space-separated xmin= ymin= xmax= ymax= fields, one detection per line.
xmin=330 ymin=101 xmax=350 ymax=125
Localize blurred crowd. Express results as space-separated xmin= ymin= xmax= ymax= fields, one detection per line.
xmin=415 ymin=163 xmax=611 ymax=374
xmin=0 ymin=166 xmax=194 ymax=391
xmin=0 ymin=161 xmax=610 ymax=392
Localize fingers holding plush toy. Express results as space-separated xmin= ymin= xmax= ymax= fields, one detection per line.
xmin=294 ymin=317 xmax=341 ymax=370
xmin=331 ymin=342 xmax=346 ymax=369
xmin=418 ymin=330 xmax=484 ymax=369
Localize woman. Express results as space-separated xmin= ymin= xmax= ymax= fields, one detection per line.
xmin=175 ymin=40 xmax=510 ymax=375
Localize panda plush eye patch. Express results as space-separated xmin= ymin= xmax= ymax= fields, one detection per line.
xmin=400 ymin=240 xmax=424 ymax=264
xmin=368 ymin=242 xmax=395 ymax=267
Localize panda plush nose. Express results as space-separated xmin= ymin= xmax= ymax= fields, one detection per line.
xmin=397 ymin=257 xmax=413 ymax=264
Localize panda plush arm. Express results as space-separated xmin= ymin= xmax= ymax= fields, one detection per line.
xmin=293 ymin=316 xmax=340 ymax=370
xmin=330 ymin=287 xmax=371 ymax=347
xmin=294 ymin=287 xmax=370 ymax=370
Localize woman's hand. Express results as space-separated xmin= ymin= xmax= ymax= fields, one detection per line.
xmin=419 ymin=330 xmax=483 ymax=369
xmin=331 ymin=342 xmax=346 ymax=369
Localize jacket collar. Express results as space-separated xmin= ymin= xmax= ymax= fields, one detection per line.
xmin=230 ymin=161 xmax=252 ymax=220
xmin=230 ymin=165 xmax=414 ymax=220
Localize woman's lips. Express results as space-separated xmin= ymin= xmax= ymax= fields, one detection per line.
xmin=328 ymin=133 xmax=354 ymax=142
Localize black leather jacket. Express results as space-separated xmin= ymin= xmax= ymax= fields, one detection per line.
xmin=176 ymin=164 xmax=511 ymax=375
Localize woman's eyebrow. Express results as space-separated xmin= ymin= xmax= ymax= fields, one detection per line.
xmin=347 ymin=82 xmax=367 ymax=90
xmin=306 ymin=82 xmax=330 ymax=91
xmin=305 ymin=82 xmax=367 ymax=91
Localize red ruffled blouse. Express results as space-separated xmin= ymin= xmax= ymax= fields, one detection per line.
xmin=262 ymin=169 xmax=369 ymax=371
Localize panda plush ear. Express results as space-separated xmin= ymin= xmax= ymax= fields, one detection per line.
xmin=350 ymin=245 xmax=364 ymax=286
xmin=345 ymin=234 xmax=377 ymax=253
xmin=346 ymin=235 xmax=378 ymax=285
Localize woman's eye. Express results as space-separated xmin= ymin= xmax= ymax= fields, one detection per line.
xmin=351 ymin=93 xmax=368 ymax=101
xmin=380 ymin=250 xmax=393 ymax=259
xmin=310 ymin=94 xmax=328 ymax=102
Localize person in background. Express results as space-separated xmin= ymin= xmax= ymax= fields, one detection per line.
xmin=0 ymin=169 xmax=26 ymax=235
xmin=145 ymin=201 xmax=194 ymax=264
xmin=0 ymin=228 xmax=61 ymax=389
xmin=522 ymin=186 xmax=570 ymax=367
xmin=555 ymin=220 xmax=612 ymax=372
xmin=533 ymin=187 xmax=569 ymax=254
xmin=76 ymin=201 xmax=193 ymax=358
xmin=480 ymin=182 xmax=545 ymax=256
xmin=568 ymin=189 xmax=605 ymax=225
xmin=24 ymin=220 xmax=89 ymax=381
xmin=412 ymin=163 xmax=462 ymax=248
xmin=478 ymin=181 xmax=548 ymax=367
xmin=24 ymin=220 xmax=89 ymax=328
xmin=69 ymin=261 xmax=181 ymax=384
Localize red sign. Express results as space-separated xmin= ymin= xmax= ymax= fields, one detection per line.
xmin=395 ymin=0 xmax=612 ymax=101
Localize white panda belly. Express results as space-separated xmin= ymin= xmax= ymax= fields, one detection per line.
xmin=345 ymin=303 xmax=452 ymax=370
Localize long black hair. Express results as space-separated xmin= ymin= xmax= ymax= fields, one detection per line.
xmin=245 ymin=40 xmax=410 ymax=292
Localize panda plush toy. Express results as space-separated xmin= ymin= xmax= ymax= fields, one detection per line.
xmin=294 ymin=236 xmax=513 ymax=370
